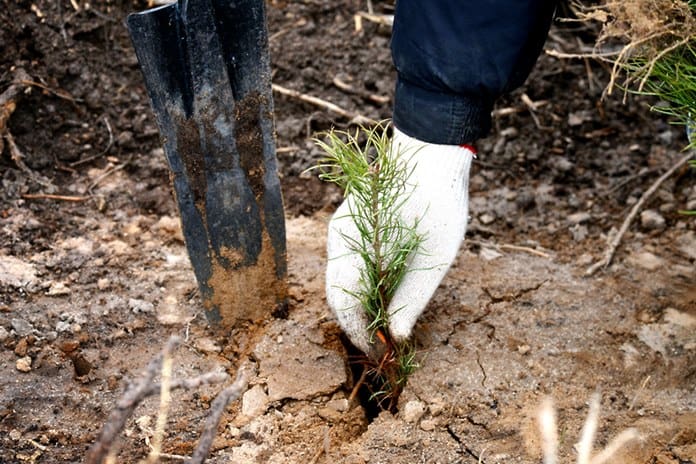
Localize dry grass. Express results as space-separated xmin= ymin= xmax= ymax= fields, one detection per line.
xmin=573 ymin=0 xmax=696 ymax=98
xmin=537 ymin=394 xmax=640 ymax=464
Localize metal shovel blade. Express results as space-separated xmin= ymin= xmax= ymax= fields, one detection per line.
xmin=126 ymin=0 xmax=287 ymax=327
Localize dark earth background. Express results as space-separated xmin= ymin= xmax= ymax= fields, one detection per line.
xmin=1 ymin=1 xmax=694 ymax=463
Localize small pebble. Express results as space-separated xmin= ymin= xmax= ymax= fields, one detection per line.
xmin=551 ymin=156 xmax=574 ymax=172
xmin=428 ymin=398 xmax=446 ymax=416
xmin=676 ymin=231 xmax=696 ymax=260
xmin=16 ymin=356 xmax=32 ymax=372
xmin=420 ymin=419 xmax=437 ymax=431
xmin=0 ymin=326 xmax=9 ymax=342
xmin=242 ymin=385 xmax=269 ymax=418
xmin=97 ymin=278 xmax=110 ymax=290
xmin=500 ymin=127 xmax=519 ymax=138
xmin=47 ymin=281 xmax=71 ymax=296
xmin=479 ymin=213 xmax=495 ymax=225
xmin=628 ymin=251 xmax=665 ymax=271
xmin=14 ymin=338 xmax=29 ymax=357
xmin=401 ymin=400 xmax=426 ymax=424
xmin=640 ymin=210 xmax=666 ymax=231
xmin=326 ymin=398 xmax=349 ymax=413
xmin=479 ymin=248 xmax=503 ymax=261
xmin=659 ymin=203 xmax=675 ymax=214
xmin=567 ymin=212 xmax=591 ymax=225
xmin=11 ymin=318 xmax=34 ymax=337
xmin=129 ymin=298 xmax=154 ymax=314
xmin=9 ymin=429 xmax=21 ymax=441
xmin=194 ymin=337 xmax=221 ymax=354
xmin=576 ymin=253 xmax=594 ymax=266
xmin=56 ymin=321 xmax=72 ymax=333
xmin=517 ymin=344 xmax=531 ymax=355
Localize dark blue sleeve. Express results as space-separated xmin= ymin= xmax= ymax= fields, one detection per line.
xmin=391 ymin=1 xmax=556 ymax=145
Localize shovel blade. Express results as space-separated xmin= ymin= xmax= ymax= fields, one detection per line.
xmin=127 ymin=0 xmax=287 ymax=328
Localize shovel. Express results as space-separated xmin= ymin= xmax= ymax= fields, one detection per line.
xmin=126 ymin=0 xmax=287 ymax=328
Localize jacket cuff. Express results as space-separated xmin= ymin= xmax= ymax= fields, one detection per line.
xmin=392 ymin=76 xmax=493 ymax=145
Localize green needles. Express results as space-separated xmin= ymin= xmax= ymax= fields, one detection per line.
xmin=314 ymin=121 xmax=422 ymax=409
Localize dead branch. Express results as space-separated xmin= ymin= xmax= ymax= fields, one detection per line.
xmin=0 ymin=68 xmax=33 ymax=154
xmin=146 ymin=350 xmax=173 ymax=464
xmin=21 ymin=193 xmax=89 ymax=202
xmin=604 ymin=167 xmax=660 ymax=195
xmin=85 ymin=337 xmax=181 ymax=464
xmin=468 ymin=239 xmax=552 ymax=259
xmin=332 ymin=74 xmax=390 ymax=105
xmin=276 ymin=146 xmax=300 ymax=154
xmin=636 ymin=35 xmax=693 ymax=91
xmin=356 ymin=11 xmax=393 ymax=27
xmin=70 ymin=116 xmax=114 ymax=167
xmin=586 ymin=151 xmax=694 ymax=276
xmin=5 ymin=132 xmax=55 ymax=188
xmin=520 ymin=93 xmax=547 ymax=130
xmin=607 ymin=29 xmax=675 ymax=97
xmin=18 ymin=78 xmax=81 ymax=102
xmin=143 ymin=372 xmax=229 ymax=397
xmin=492 ymin=99 xmax=549 ymax=118
xmin=499 ymin=244 xmax=551 ymax=259
xmin=88 ymin=158 xmax=130 ymax=194
xmin=272 ymin=83 xmax=376 ymax=125
xmin=86 ymin=336 xmax=235 ymax=464
xmin=545 ymin=48 xmax=622 ymax=60
xmin=269 ymin=18 xmax=306 ymax=42
xmin=188 ymin=369 xmax=249 ymax=464
xmin=1 ymin=68 xmax=56 ymax=188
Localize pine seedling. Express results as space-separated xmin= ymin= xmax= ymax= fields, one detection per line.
xmin=313 ymin=121 xmax=423 ymax=409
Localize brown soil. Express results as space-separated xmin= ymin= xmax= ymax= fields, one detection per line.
xmin=1 ymin=1 xmax=694 ymax=463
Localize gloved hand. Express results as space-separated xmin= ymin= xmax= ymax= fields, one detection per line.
xmin=325 ymin=127 xmax=474 ymax=357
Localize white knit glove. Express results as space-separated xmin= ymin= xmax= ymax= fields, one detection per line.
xmin=325 ymin=128 xmax=474 ymax=356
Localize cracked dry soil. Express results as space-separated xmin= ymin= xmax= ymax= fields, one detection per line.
xmin=1 ymin=1 xmax=695 ymax=463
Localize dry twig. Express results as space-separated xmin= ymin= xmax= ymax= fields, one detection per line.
xmin=272 ymin=83 xmax=376 ymax=125
xmin=86 ymin=337 xmax=181 ymax=464
xmin=332 ymin=74 xmax=390 ymax=105
xmin=71 ymin=116 xmax=114 ymax=167
xmin=86 ymin=337 xmax=237 ymax=464
xmin=21 ymin=193 xmax=89 ymax=202
xmin=0 ymin=69 xmax=32 ymax=144
xmin=88 ymin=158 xmax=130 ymax=194
xmin=538 ymin=395 xmax=639 ymax=464
xmin=17 ymin=78 xmax=80 ymax=103
xmin=586 ymin=151 xmax=693 ymax=276
xmin=146 ymin=349 xmax=173 ymax=464
xmin=356 ymin=11 xmax=393 ymax=27
xmin=468 ymin=239 xmax=552 ymax=259
xmin=1 ymin=68 xmax=55 ymax=188
xmin=188 ymin=369 xmax=249 ymax=464
xmin=492 ymin=99 xmax=549 ymax=118
xmin=5 ymin=132 xmax=55 ymax=188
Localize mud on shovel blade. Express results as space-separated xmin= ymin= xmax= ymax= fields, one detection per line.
xmin=126 ymin=0 xmax=287 ymax=327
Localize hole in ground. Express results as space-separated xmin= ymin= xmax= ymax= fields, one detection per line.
xmin=339 ymin=333 xmax=402 ymax=422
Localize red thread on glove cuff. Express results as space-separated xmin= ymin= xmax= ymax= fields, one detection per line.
xmin=459 ymin=144 xmax=477 ymax=154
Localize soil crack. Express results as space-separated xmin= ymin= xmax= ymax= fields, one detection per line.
xmin=446 ymin=425 xmax=487 ymax=464
xmin=475 ymin=350 xmax=488 ymax=388
xmin=482 ymin=279 xmax=548 ymax=304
